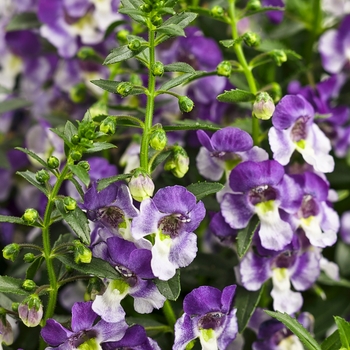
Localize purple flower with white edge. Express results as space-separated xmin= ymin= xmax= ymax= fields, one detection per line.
xmin=92 ymin=237 xmax=166 ymax=323
xmin=319 ymin=14 xmax=350 ymax=74
xmin=209 ymin=212 xmax=238 ymax=246
xmin=196 ymin=127 xmax=268 ymax=181
xmin=41 ymin=301 xmax=128 ymax=349
xmin=173 ymin=285 xmax=238 ymax=350
xmin=291 ymin=172 xmax=339 ymax=248
xmin=221 ymin=160 xmax=302 ymax=251
xmin=103 ymin=325 xmax=161 ymax=350
xmin=269 ymin=94 xmax=335 ymax=173
xmin=239 ymin=231 xmax=320 ymax=314
xmin=132 ymin=185 xmax=206 ymax=280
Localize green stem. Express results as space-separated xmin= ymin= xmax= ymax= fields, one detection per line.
xmin=162 ymin=300 xmax=177 ymax=329
xmin=228 ymin=0 xmax=260 ymax=145
xmin=140 ymin=27 xmax=156 ymax=172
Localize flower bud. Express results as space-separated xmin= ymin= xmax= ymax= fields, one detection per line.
xmin=247 ymin=0 xmax=261 ymax=10
xmin=211 ymin=5 xmax=224 ymax=17
xmin=252 ymin=92 xmax=275 ymax=120
xmin=149 ymin=128 xmax=167 ymax=151
xmin=216 ymin=61 xmax=232 ymax=77
xmin=128 ymin=171 xmax=155 ymax=202
xmin=70 ymin=150 xmax=82 ymax=162
xmin=70 ymin=83 xmax=87 ymax=103
xmin=243 ymin=32 xmax=260 ymax=47
xmin=178 ymin=96 xmax=194 ymax=113
xmin=73 ymin=240 xmax=92 ymax=264
xmin=63 ymin=196 xmax=77 ymax=211
xmin=71 ymin=134 xmax=80 ymax=145
xmin=77 ymin=46 xmax=97 ymax=60
xmin=117 ymin=29 xmax=130 ymax=44
xmin=164 ymin=146 xmax=189 ymax=178
xmin=116 ymin=82 xmax=133 ymax=97
xmin=152 ymin=61 xmax=164 ymax=77
xmin=128 ymin=39 xmax=142 ymax=51
xmin=47 ymin=156 xmax=60 ymax=169
xmin=23 ymin=253 xmax=35 ymax=263
xmin=78 ymin=160 xmax=90 ymax=172
xmin=18 ymin=295 xmax=43 ymax=327
xmin=270 ymin=49 xmax=287 ymax=66
xmin=0 ymin=316 xmax=14 ymax=346
xmin=100 ymin=116 xmax=116 ymax=135
xmin=140 ymin=3 xmax=153 ymax=12
xmin=22 ymin=209 xmax=39 ymax=225
xmin=130 ymin=73 xmax=143 ymax=86
xmin=22 ymin=279 xmax=37 ymax=292
xmin=151 ymin=15 xmax=163 ymax=27
xmin=11 ymin=303 xmax=19 ymax=312
xmin=35 ymin=169 xmax=50 ymax=184
xmin=2 ymin=243 xmax=20 ymax=262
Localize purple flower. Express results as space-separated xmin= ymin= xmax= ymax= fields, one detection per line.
xmin=41 ymin=301 xmax=128 ymax=349
xmin=341 ymin=211 xmax=350 ymax=244
xmin=103 ymin=325 xmax=160 ymax=350
xmin=239 ymin=231 xmax=320 ymax=314
xmin=132 ymin=185 xmax=206 ymax=280
xmin=268 ymin=94 xmax=335 ymax=173
xmin=221 ymin=160 xmax=302 ymax=250
xmin=92 ymin=237 xmax=166 ymax=323
xmin=319 ymin=14 xmax=350 ymax=74
xmin=173 ymin=285 xmax=238 ymax=350
xmin=196 ymin=127 xmax=268 ymax=181
xmin=262 ymin=0 xmax=285 ymax=24
xmin=209 ymin=212 xmax=238 ymax=246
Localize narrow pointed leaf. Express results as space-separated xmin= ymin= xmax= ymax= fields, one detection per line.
xmin=156 ymin=24 xmax=185 ymax=37
xmin=85 ymin=142 xmax=116 ymax=153
xmin=68 ymin=165 xmax=90 ymax=187
xmin=97 ymin=174 xmax=131 ymax=191
xmin=321 ymin=330 xmax=341 ymax=350
xmin=187 ymin=182 xmax=224 ymax=201
xmin=26 ymin=257 xmax=44 ymax=280
xmin=163 ymin=119 xmax=221 ymax=132
xmin=104 ymin=45 xmax=147 ymax=65
xmin=0 ymin=98 xmax=31 ymax=114
xmin=16 ymin=170 xmax=49 ymax=195
xmin=150 ymin=150 xmax=172 ymax=172
xmin=155 ymin=270 xmax=180 ymax=300
xmin=15 ymin=147 xmax=48 ymax=169
xmin=159 ymin=72 xmax=195 ymax=91
xmin=0 ymin=276 xmax=30 ymax=296
xmin=236 ymin=215 xmax=259 ymax=258
xmin=334 ymin=316 xmax=350 ymax=349
xmin=163 ymin=62 xmax=195 ymax=73
xmin=217 ymin=89 xmax=256 ymax=103
xmin=6 ymin=12 xmax=40 ymax=31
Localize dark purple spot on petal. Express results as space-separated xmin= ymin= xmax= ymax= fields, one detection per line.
xmin=290 ymin=117 xmax=310 ymax=142
xmin=248 ymin=186 xmax=277 ymax=205
xmin=198 ymin=312 xmax=225 ymax=330
xmin=299 ymin=195 xmax=319 ymax=218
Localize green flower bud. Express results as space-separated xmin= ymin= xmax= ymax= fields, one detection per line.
xmin=128 ymin=39 xmax=142 ymax=51
xmin=84 ymin=129 xmax=95 ymax=140
xmin=47 ymin=156 xmax=60 ymax=169
xmin=100 ymin=116 xmax=116 ymax=135
xmin=117 ymin=29 xmax=130 ymax=43
xmin=70 ymin=150 xmax=82 ymax=162
xmin=149 ymin=128 xmax=167 ymax=151
xmin=116 ymin=82 xmax=133 ymax=97
xmin=152 ymin=61 xmax=164 ymax=77
xmin=252 ymin=92 xmax=275 ymax=120
xmin=128 ymin=171 xmax=155 ymax=202
xmin=18 ymin=294 xmax=43 ymax=327
xmin=22 ymin=279 xmax=37 ymax=292
xmin=211 ymin=5 xmax=224 ymax=17
xmin=63 ymin=196 xmax=77 ymax=211
xmin=23 ymin=253 xmax=35 ymax=263
xmin=270 ymin=49 xmax=287 ymax=66
xmin=164 ymin=146 xmax=189 ymax=178
xmin=216 ymin=61 xmax=232 ymax=77
xmin=247 ymin=0 xmax=261 ymax=10
xmin=140 ymin=3 xmax=153 ymax=12
xmin=71 ymin=134 xmax=80 ymax=145
xmin=269 ymin=82 xmax=282 ymax=102
xmin=151 ymin=15 xmax=163 ymax=27
xmin=73 ymin=240 xmax=92 ymax=264
xmin=243 ymin=32 xmax=260 ymax=47
xmin=2 ymin=243 xmax=20 ymax=262
xmin=130 ymin=73 xmax=143 ymax=86
xmin=77 ymin=46 xmax=96 ymax=60
xmin=35 ymin=169 xmax=50 ymax=184
xmin=70 ymin=82 xmax=87 ymax=103
xmin=78 ymin=160 xmax=90 ymax=172
xmin=12 ymin=302 xmax=19 ymax=312
xmin=178 ymin=96 xmax=194 ymax=113
xmin=22 ymin=209 xmax=39 ymax=225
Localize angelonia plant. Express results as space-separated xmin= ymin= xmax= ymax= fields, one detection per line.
xmin=1 ymin=0 xmax=350 ymax=349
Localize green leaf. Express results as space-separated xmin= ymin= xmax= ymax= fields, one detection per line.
xmin=317 ymin=272 xmax=350 ymax=288
xmin=0 ymin=215 xmax=25 ymax=225
xmin=156 ymin=23 xmax=185 ymax=37
xmin=336 ymin=189 xmax=349 ymax=202
xmin=16 ymin=170 xmax=49 ymax=195
xmin=186 ymin=6 xmax=229 ymax=23
xmin=97 ymin=174 xmax=131 ymax=191
xmin=265 ymin=310 xmax=321 ymax=350
xmin=90 ymin=79 xmax=122 ymax=94
xmin=55 ymin=199 xmax=91 ymax=245
xmin=127 ymin=317 xmax=171 ymax=337
xmin=321 ymin=330 xmax=341 ymax=350
xmin=154 ymin=270 xmax=180 ymax=301
xmin=6 ymin=12 xmax=41 ymax=31
xmin=235 ymin=286 xmax=262 ymax=332
xmin=334 ymin=316 xmax=350 ymax=349
xmin=104 ymin=20 xmax=127 ymax=39
xmin=104 ymin=44 xmax=147 ymax=65
xmin=236 ymin=215 xmax=259 ymax=258
xmin=68 ymin=165 xmax=90 ymax=187
xmin=187 ymin=182 xmax=224 ymax=201
xmin=69 ymin=177 xmax=85 ymax=200
xmin=15 ymin=147 xmax=48 ymax=169
xmin=285 ymin=49 xmax=302 ymax=60
xmin=0 ymin=98 xmax=31 ymax=114
xmin=118 ymin=8 xmax=146 ymax=18
xmin=55 ymin=254 xmax=122 ymax=280
xmin=120 ymin=0 xmax=146 ymax=23
xmin=217 ymin=89 xmax=256 ymax=103
xmin=150 ymin=150 xmax=172 ymax=172
xmin=26 ymin=257 xmax=44 ymax=280
xmin=163 ymin=62 xmax=195 ymax=73
xmin=158 ymin=72 xmax=195 ymax=91
xmin=219 ymin=38 xmax=242 ymax=48
xmin=0 ymin=276 xmax=30 ymax=296
xmin=85 ymin=142 xmax=116 ymax=154
xmin=163 ymin=119 xmax=221 ymax=132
